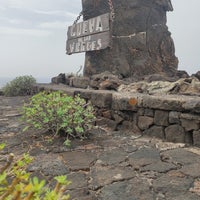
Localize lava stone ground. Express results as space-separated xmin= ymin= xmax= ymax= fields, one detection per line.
xmin=0 ymin=96 xmax=200 ymax=200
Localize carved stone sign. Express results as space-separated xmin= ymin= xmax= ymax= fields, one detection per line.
xmin=66 ymin=13 xmax=111 ymax=54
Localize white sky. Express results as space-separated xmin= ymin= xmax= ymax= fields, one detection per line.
xmin=0 ymin=0 xmax=199 ymax=80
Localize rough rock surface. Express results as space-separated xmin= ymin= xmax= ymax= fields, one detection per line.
xmin=82 ymin=0 xmax=178 ymax=79
xmin=51 ymin=72 xmax=200 ymax=96
xmin=118 ymin=77 xmax=200 ymax=96
xmin=1 ymin=96 xmax=200 ymax=199
xmin=1 ymin=114 xmax=200 ymax=199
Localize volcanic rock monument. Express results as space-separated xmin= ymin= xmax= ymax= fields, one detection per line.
xmin=67 ymin=0 xmax=178 ymax=80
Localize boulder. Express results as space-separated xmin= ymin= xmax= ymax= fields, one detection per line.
xmin=192 ymin=71 xmax=200 ymax=81
xmin=90 ymin=71 xmax=123 ymax=90
xmin=51 ymin=73 xmax=66 ymax=84
xmin=175 ymin=70 xmax=189 ymax=79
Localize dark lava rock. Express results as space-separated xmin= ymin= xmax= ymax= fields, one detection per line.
xmin=82 ymin=0 xmax=178 ymax=79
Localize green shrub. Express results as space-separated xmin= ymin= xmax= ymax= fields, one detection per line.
xmin=2 ymin=75 xmax=36 ymax=96
xmin=0 ymin=143 xmax=71 ymax=200
xmin=21 ymin=91 xmax=95 ymax=142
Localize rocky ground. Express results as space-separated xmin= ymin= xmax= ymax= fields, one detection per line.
xmin=1 ymin=96 xmax=200 ymax=200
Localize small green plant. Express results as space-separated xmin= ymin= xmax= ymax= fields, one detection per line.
xmin=0 ymin=143 xmax=71 ymax=200
xmin=2 ymin=75 xmax=36 ymax=96
xmin=21 ymin=91 xmax=95 ymax=142
xmin=63 ymin=139 xmax=71 ymax=148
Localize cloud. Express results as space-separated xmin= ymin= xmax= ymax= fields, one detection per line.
xmin=0 ymin=27 xmax=51 ymax=37
xmin=33 ymin=9 xmax=77 ymax=18
xmin=38 ymin=21 xmax=69 ymax=29
xmin=1 ymin=0 xmax=27 ymax=9
xmin=0 ymin=16 xmax=26 ymax=25
xmin=0 ymin=6 xmax=6 ymax=11
xmin=0 ymin=3 xmax=78 ymax=31
xmin=1 ymin=0 xmax=82 ymax=13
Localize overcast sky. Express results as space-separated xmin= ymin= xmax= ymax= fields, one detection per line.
xmin=0 ymin=0 xmax=199 ymax=80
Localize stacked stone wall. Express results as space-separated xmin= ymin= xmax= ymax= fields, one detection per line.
xmin=2 ymin=85 xmax=200 ymax=147
xmin=36 ymin=84 xmax=200 ymax=146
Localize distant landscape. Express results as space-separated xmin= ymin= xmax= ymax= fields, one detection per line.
xmin=0 ymin=77 xmax=51 ymax=89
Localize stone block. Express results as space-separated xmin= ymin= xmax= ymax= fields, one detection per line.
xmin=180 ymin=113 xmax=200 ymax=120
xmin=112 ymin=93 xmax=138 ymax=111
xmin=73 ymin=89 xmax=91 ymax=100
xmin=117 ymin=121 xmax=132 ymax=130
xmin=143 ymin=125 xmax=165 ymax=139
xmin=144 ymin=109 xmax=154 ymax=117
xmin=182 ymin=100 xmax=200 ymax=113
xmin=184 ymin=132 xmax=193 ymax=144
xmin=98 ymin=148 xmax=128 ymax=165
xmin=128 ymin=147 xmax=160 ymax=168
xmin=138 ymin=116 xmax=154 ymax=130
xmin=101 ymin=110 xmax=112 ymax=119
xmin=193 ymin=130 xmax=200 ymax=146
xmin=117 ymin=120 xmax=141 ymax=134
xmin=154 ymin=110 xmax=169 ymax=126
xmin=153 ymin=173 xmax=194 ymax=198
xmin=75 ymin=88 xmax=114 ymax=102
xmin=113 ymin=110 xmax=133 ymax=121
xmin=165 ymin=125 xmax=185 ymax=143
xmin=169 ymin=111 xmax=181 ymax=124
xmin=181 ymin=119 xmax=199 ymax=131
xmin=112 ymin=112 xmax=124 ymax=124
xmin=99 ymin=79 xmax=120 ymax=90
xmin=28 ymin=154 xmax=68 ymax=176
xmin=180 ymin=163 xmax=200 ymax=178
xmin=61 ymin=151 xmax=97 ymax=171
xmin=90 ymin=90 xmax=112 ymax=108
xmin=142 ymin=95 xmax=183 ymax=111
xmin=67 ymin=172 xmax=87 ymax=190
xmin=90 ymin=166 xmax=135 ymax=191
xmin=138 ymin=108 xmax=145 ymax=116
xmin=69 ymin=77 xmax=90 ymax=89
xmin=96 ymin=118 xmax=117 ymax=131
xmin=90 ymin=80 xmax=99 ymax=89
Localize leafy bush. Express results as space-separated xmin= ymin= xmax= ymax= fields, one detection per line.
xmin=21 ymin=91 xmax=95 ymax=142
xmin=0 ymin=143 xmax=71 ymax=200
xmin=2 ymin=75 xmax=36 ymax=96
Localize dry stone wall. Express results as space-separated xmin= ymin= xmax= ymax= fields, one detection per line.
xmin=2 ymin=85 xmax=199 ymax=147
xmin=36 ymin=84 xmax=200 ymax=147
xmin=110 ymin=93 xmax=200 ymax=146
